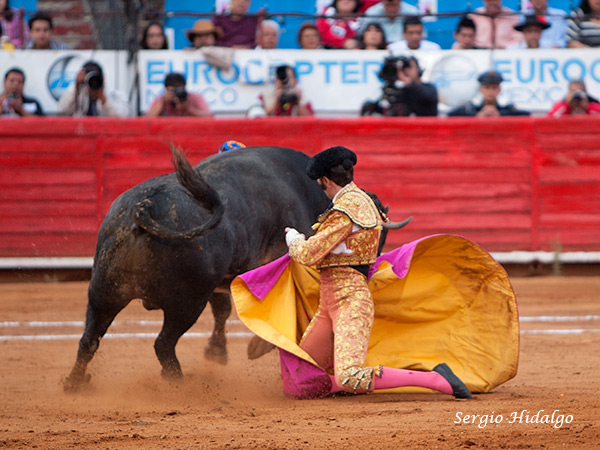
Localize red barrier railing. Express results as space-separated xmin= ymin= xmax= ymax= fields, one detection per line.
xmin=1 ymin=116 xmax=599 ymax=257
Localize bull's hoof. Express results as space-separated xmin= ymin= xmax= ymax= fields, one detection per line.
xmin=63 ymin=373 xmax=91 ymax=393
xmin=204 ymin=344 xmax=228 ymax=365
xmin=247 ymin=335 xmax=276 ymax=360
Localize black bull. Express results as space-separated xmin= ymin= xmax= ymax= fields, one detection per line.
xmin=64 ymin=146 xmax=401 ymax=391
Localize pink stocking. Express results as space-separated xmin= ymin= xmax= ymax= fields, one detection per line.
xmin=372 ymin=364 xmax=472 ymax=399
xmin=373 ymin=367 xmax=453 ymax=394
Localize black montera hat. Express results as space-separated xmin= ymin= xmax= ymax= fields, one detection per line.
xmin=306 ymin=146 xmax=357 ymax=180
xmin=514 ymin=15 xmax=550 ymax=32
xmin=477 ymin=70 xmax=503 ymax=85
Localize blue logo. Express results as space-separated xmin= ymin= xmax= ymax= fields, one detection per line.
xmin=46 ymin=55 xmax=87 ymax=101
xmin=430 ymin=54 xmax=479 ymax=108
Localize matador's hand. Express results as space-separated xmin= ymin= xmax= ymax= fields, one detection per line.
xmin=285 ymin=227 xmax=305 ymax=247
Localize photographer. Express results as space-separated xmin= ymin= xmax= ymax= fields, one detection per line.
xmin=146 ymin=73 xmax=212 ymax=117
xmin=548 ymin=79 xmax=600 ymax=117
xmin=1 ymin=67 xmax=44 ymax=116
xmin=58 ymin=61 xmax=129 ymax=117
xmin=260 ymin=65 xmax=314 ymax=117
xmin=361 ymin=55 xmax=438 ymax=117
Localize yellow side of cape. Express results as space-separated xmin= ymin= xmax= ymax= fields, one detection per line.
xmin=231 ymin=235 xmax=519 ymax=394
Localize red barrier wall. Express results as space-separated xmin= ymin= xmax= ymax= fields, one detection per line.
xmin=1 ymin=116 xmax=599 ymax=257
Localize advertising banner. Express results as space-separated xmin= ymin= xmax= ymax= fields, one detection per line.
xmin=138 ymin=48 xmax=600 ymax=116
xmin=2 ymin=49 xmax=599 ymax=116
xmin=0 ymin=50 xmax=131 ymax=115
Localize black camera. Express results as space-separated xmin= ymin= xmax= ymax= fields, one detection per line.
xmin=173 ymin=86 xmax=188 ymax=102
xmin=361 ymin=56 xmax=413 ymax=117
xmin=275 ymin=66 xmax=298 ymax=106
xmin=378 ymin=56 xmax=411 ymax=84
xmin=84 ymin=71 xmax=104 ymax=91
xmin=276 ymin=66 xmax=290 ymax=86
xmin=571 ymin=91 xmax=586 ymax=103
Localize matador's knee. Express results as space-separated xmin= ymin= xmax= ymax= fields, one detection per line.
xmin=336 ymin=365 xmax=383 ymax=392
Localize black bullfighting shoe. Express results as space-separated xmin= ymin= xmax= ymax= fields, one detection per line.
xmin=433 ymin=363 xmax=473 ymax=399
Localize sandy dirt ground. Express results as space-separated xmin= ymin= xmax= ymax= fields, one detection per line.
xmin=1 ymin=276 xmax=599 ymax=449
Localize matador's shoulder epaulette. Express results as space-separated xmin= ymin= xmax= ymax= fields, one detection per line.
xmin=331 ymin=185 xmax=379 ymax=229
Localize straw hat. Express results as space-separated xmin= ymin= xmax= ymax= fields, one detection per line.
xmin=186 ymin=20 xmax=223 ymax=42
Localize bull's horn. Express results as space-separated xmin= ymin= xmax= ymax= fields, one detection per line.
xmin=383 ymin=216 xmax=412 ymax=229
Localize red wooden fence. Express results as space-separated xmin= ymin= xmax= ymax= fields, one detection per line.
xmin=1 ymin=116 xmax=599 ymax=257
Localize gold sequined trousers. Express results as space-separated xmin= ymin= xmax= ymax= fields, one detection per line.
xmin=299 ymin=266 xmax=376 ymax=392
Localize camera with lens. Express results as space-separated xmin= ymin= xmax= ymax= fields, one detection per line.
xmin=361 ymin=56 xmax=412 ymax=117
xmin=84 ymin=71 xmax=104 ymax=91
xmin=173 ymin=86 xmax=188 ymax=103
xmin=378 ymin=56 xmax=411 ymax=85
xmin=276 ymin=65 xmax=299 ymax=107
xmin=571 ymin=90 xmax=586 ymax=104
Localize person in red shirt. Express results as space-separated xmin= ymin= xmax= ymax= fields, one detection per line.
xmin=146 ymin=73 xmax=212 ymax=117
xmin=548 ymin=79 xmax=600 ymax=116
xmin=316 ymin=0 xmax=362 ymax=49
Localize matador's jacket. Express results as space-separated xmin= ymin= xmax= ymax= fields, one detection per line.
xmin=288 ymin=182 xmax=385 ymax=391
xmin=288 ymin=182 xmax=382 ymax=269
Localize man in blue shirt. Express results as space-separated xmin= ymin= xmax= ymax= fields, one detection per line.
xmin=359 ymin=0 xmax=418 ymax=44
xmin=524 ymin=0 xmax=568 ymax=48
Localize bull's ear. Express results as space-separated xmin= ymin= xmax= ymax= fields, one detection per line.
xmin=383 ymin=205 xmax=389 ymax=214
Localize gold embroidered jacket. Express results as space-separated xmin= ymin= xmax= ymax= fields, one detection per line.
xmin=289 ymin=183 xmax=382 ymax=269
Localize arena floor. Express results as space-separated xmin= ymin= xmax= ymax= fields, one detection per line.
xmin=0 ymin=277 xmax=599 ymax=449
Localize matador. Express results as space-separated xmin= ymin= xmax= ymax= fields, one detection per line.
xmin=284 ymin=146 xmax=472 ymax=398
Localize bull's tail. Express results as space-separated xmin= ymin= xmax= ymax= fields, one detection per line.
xmin=133 ymin=146 xmax=225 ymax=240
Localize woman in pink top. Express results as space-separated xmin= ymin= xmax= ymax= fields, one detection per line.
xmin=0 ymin=0 xmax=29 ymax=48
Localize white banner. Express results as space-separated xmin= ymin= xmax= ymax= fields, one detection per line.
xmin=138 ymin=49 xmax=600 ymax=116
xmin=0 ymin=50 xmax=132 ymax=115
xmin=2 ymin=49 xmax=599 ymax=116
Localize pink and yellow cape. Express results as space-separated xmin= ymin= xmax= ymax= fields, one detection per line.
xmin=231 ymin=235 xmax=519 ymax=399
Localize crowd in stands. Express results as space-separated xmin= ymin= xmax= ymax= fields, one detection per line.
xmin=2 ymin=0 xmax=600 ymax=119
xmin=4 ymin=0 xmax=598 ymax=52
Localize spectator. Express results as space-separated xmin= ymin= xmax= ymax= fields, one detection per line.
xmin=316 ymin=0 xmax=362 ymax=49
xmin=145 ymin=72 xmax=212 ymax=118
xmin=259 ymin=65 xmax=314 ymax=116
xmin=548 ymin=79 xmax=600 ymax=116
xmin=452 ymin=16 xmax=480 ymax=49
xmin=185 ymin=19 xmax=222 ymax=49
xmin=359 ymin=0 xmax=419 ymax=44
xmin=447 ymin=70 xmax=530 ymax=117
xmin=140 ymin=21 xmax=168 ymax=50
xmin=388 ymin=16 xmax=441 ymax=52
xmin=297 ymin=22 xmax=323 ymax=49
xmin=524 ymin=0 xmax=567 ymax=48
xmin=508 ymin=15 xmax=551 ymax=49
xmin=1 ymin=67 xmax=44 ymax=116
xmin=25 ymin=11 xmax=69 ymax=50
xmin=468 ymin=0 xmax=522 ymax=49
xmin=358 ymin=22 xmax=387 ymax=49
xmin=0 ymin=0 xmax=29 ymax=48
xmin=361 ymin=55 xmax=438 ymax=117
xmin=213 ymin=0 xmax=259 ymax=49
xmin=1 ymin=21 xmax=16 ymax=49
xmin=256 ymin=19 xmax=280 ymax=49
xmin=58 ymin=61 xmax=129 ymax=117
xmin=567 ymin=0 xmax=600 ymax=48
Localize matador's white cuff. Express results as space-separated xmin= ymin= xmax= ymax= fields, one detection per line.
xmin=285 ymin=228 xmax=304 ymax=247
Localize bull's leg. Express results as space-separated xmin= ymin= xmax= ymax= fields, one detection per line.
xmin=204 ymin=292 xmax=232 ymax=365
xmin=155 ymin=301 xmax=205 ymax=379
xmin=64 ymin=299 xmax=125 ymax=392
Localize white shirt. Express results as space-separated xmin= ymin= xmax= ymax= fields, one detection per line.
xmin=388 ymin=39 xmax=441 ymax=54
